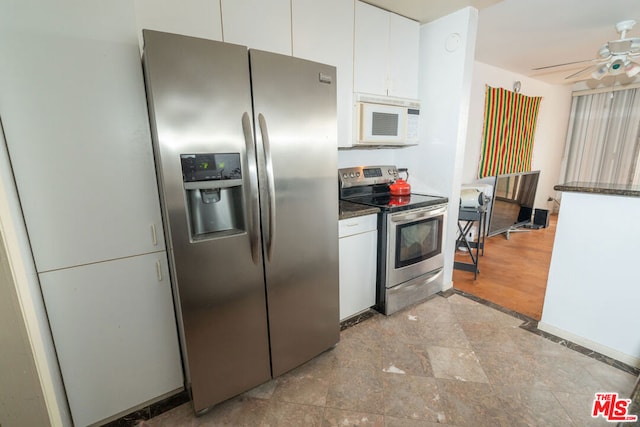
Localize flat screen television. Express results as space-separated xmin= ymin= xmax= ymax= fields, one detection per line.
xmin=487 ymin=170 xmax=540 ymax=237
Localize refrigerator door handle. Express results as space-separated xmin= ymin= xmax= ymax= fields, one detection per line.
xmin=258 ymin=113 xmax=276 ymax=261
xmin=242 ymin=112 xmax=261 ymax=265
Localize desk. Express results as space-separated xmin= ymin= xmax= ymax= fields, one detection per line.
xmin=454 ymin=208 xmax=486 ymax=279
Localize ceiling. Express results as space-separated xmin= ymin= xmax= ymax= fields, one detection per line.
xmin=363 ymin=0 xmax=640 ymax=85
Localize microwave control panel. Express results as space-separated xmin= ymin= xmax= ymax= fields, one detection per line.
xmin=406 ymin=108 xmax=420 ymax=142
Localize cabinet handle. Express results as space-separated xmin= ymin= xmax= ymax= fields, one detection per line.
xmin=151 ymin=224 xmax=158 ymax=246
xmin=156 ymin=260 xmax=163 ymax=282
xmin=345 ymin=222 xmax=360 ymax=227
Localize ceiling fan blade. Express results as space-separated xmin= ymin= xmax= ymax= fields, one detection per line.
xmin=532 ymin=58 xmax=601 ymax=71
xmin=625 ymin=60 xmax=640 ymax=77
xmin=564 ymin=65 xmax=598 ymax=80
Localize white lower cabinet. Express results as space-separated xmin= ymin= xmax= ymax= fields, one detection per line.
xmin=339 ymin=214 xmax=378 ymax=320
xmin=39 ymin=252 xmax=183 ymax=427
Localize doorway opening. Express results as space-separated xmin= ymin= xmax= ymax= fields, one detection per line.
xmin=453 ymin=214 xmax=557 ymax=320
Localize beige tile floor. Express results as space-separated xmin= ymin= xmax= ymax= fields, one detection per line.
xmin=140 ymin=294 xmax=637 ymax=426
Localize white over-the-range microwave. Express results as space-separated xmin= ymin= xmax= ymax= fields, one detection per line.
xmin=354 ymin=93 xmax=420 ymax=147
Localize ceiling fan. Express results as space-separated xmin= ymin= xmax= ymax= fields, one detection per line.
xmin=533 ymin=20 xmax=640 ymax=81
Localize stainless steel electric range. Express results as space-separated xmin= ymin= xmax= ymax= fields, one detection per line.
xmin=339 ymin=166 xmax=448 ymax=315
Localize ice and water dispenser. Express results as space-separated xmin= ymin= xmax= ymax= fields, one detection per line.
xmin=181 ymin=153 xmax=245 ymax=240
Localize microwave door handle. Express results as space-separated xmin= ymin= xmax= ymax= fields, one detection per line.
xmin=258 ymin=113 xmax=276 ymax=261
xmin=242 ymin=112 xmax=261 ymax=265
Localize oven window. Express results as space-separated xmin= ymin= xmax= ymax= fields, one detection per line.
xmin=395 ymin=216 xmax=442 ymax=268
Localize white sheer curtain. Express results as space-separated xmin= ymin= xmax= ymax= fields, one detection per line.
xmin=561 ymin=87 xmax=640 ymax=185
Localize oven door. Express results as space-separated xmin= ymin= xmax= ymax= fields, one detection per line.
xmin=386 ymin=204 xmax=447 ymax=288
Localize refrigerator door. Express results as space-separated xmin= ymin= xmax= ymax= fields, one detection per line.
xmin=249 ymin=50 xmax=340 ymax=376
xmin=142 ymin=31 xmax=271 ymax=411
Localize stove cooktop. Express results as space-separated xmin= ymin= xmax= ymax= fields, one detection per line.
xmin=343 ymin=193 xmax=448 ymax=213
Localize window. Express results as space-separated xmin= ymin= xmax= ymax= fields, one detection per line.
xmin=561 ymin=88 xmax=640 ymax=185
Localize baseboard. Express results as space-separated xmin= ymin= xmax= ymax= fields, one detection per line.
xmin=99 ymin=387 xmax=188 ymax=427
xmin=538 ymin=321 xmax=640 ymax=369
xmin=441 ymin=280 xmax=453 ymax=292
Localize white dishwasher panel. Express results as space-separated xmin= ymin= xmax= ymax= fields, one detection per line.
xmin=339 ymin=214 xmax=377 ymax=320
xmin=339 ymin=214 xmax=377 ymax=237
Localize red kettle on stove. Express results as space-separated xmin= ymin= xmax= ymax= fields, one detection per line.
xmin=389 ymin=168 xmax=411 ymax=196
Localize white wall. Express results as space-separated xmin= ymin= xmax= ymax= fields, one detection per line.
xmin=464 ymin=61 xmax=573 ymax=210
xmin=133 ymin=0 xmax=223 ymax=50
xmin=396 ymin=7 xmax=478 ymax=290
xmin=338 ymin=148 xmax=400 ymax=168
xmin=540 ymin=191 xmax=640 ymax=367
xmin=0 ymin=222 xmax=49 ymax=426
xmin=0 ymin=128 xmax=71 ymax=426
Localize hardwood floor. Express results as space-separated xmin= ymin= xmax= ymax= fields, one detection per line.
xmin=453 ymin=213 xmax=557 ymax=320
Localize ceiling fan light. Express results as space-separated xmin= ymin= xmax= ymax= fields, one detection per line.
xmin=592 ymin=63 xmax=609 ymax=80
xmin=608 ymin=58 xmax=626 ymax=75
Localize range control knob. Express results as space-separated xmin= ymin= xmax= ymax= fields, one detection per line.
xmin=356 ymin=172 xmax=361 ymax=177
xmin=349 ymin=172 xmax=355 ymax=178
xmin=342 ymin=173 xmax=348 ymax=179
xmin=388 ymin=169 xmax=394 ymax=175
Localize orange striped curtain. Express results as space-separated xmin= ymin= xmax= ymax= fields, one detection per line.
xmin=478 ymin=86 xmax=542 ymax=178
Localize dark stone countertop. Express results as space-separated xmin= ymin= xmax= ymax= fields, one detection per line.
xmin=554 ymin=182 xmax=640 ymax=197
xmin=339 ymin=200 xmax=380 ymax=220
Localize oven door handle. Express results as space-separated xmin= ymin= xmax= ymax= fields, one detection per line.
xmin=403 ymin=268 xmax=443 ymax=289
xmin=390 ymin=205 xmax=447 ymax=224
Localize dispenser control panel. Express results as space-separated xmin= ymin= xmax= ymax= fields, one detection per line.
xmin=181 ymin=153 xmax=241 ymax=182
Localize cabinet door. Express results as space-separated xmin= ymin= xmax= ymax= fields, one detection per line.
xmin=339 ymin=216 xmax=377 ymax=320
xmin=353 ymin=0 xmax=389 ymax=96
xmin=292 ymin=0 xmax=354 ymax=147
xmin=388 ymin=13 xmax=419 ymax=99
xmin=0 ymin=2 xmax=165 ymax=272
xmin=221 ymin=0 xmax=291 ymax=55
xmin=39 ymin=253 xmax=183 ymax=427
xmin=133 ymin=0 xmax=223 ymax=50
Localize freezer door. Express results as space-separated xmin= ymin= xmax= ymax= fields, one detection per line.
xmin=249 ymin=50 xmax=340 ymax=376
xmin=142 ymin=30 xmax=270 ymax=411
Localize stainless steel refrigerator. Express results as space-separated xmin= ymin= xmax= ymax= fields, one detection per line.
xmin=141 ymin=30 xmax=339 ymax=412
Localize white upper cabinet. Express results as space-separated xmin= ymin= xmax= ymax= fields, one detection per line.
xmin=354 ymin=1 xmax=389 ymax=97
xmin=354 ymin=1 xmax=419 ymax=99
xmin=133 ymin=0 xmax=223 ymax=50
xmin=221 ymin=0 xmax=292 ymax=55
xmin=388 ymin=13 xmax=419 ymax=99
xmin=0 ymin=1 xmax=166 ymax=273
xmin=292 ymin=0 xmax=354 ymax=148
